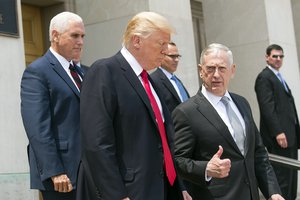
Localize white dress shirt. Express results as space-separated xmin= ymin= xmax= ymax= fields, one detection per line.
xmin=201 ymin=86 xmax=246 ymax=139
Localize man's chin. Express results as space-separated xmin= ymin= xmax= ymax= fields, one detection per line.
xmin=211 ymin=88 xmax=225 ymax=96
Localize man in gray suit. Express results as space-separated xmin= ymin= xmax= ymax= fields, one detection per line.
xmin=173 ymin=43 xmax=283 ymax=200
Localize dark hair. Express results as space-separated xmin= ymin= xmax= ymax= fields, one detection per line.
xmin=266 ymin=44 xmax=283 ymax=55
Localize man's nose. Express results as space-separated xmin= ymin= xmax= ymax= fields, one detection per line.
xmin=213 ymin=68 xmax=221 ymax=76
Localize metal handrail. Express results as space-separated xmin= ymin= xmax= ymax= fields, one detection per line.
xmin=268 ymin=153 xmax=300 ymax=170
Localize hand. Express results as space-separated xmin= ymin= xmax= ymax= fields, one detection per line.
xmin=182 ymin=190 xmax=192 ymax=200
xmin=276 ymin=133 xmax=288 ymax=148
xmin=206 ymin=145 xmax=231 ymax=178
xmin=269 ymin=194 xmax=285 ymax=200
xmin=51 ymin=174 xmax=73 ymax=193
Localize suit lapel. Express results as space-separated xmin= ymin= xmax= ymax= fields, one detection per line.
xmin=157 ymin=69 xmax=182 ymax=103
xmin=195 ymin=92 xmax=240 ymax=153
xmin=265 ymin=67 xmax=291 ymax=96
xmin=176 ymin=75 xmax=190 ymax=98
xmin=150 ymin=76 xmax=175 ymax=141
xmin=45 ymin=50 xmax=80 ymax=98
xmin=115 ymin=52 xmax=158 ymax=129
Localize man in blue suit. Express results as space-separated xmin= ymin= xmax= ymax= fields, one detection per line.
xmin=21 ymin=11 xmax=86 ymax=200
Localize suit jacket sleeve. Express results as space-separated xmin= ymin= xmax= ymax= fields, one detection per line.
xmin=242 ymin=97 xmax=282 ymax=198
xmin=21 ymin=65 xmax=65 ymax=181
xmin=172 ymin=106 xmax=208 ymax=187
xmin=80 ymin=60 xmax=127 ymax=199
xmin=254 ymin=126 xmax=282 ymax=197
xmin=255 ymin=72 xmax=283 ymax=137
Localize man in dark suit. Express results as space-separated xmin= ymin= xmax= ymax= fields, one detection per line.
xmin=173 ymin=43 xmax=284 ymax=200
xmin=21 ymin=12 xmax=86 ymax=200
xmin=255 ymin=44 xmax=300 ymax=200
xmin=150 ymin=42 xmax=190 ymax=113
xmin=78 ymin=12 xmax=191 ymax=200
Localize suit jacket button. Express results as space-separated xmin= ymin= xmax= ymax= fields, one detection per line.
xmin=158 ymin=144 xmax=163 ymax=151
xmin=244 ymin=179 xmax=249 ymax=185
xmin=160 ymin=171 xmax=164 ymax=178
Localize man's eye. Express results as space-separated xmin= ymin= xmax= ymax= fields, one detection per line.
xmin=207 ymin=67 xmax=214 ymax=72
xmin=219 ymin=67 xmax=227 ymax=72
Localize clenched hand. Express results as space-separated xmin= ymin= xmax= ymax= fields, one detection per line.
xmin=51 ymin=174 xmax=73 ymax=193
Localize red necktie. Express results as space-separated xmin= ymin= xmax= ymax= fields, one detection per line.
xmin=140 ymin=70 xmax=176 ymax=185
xmin=69 ymin=64 xmax=82 ymax=90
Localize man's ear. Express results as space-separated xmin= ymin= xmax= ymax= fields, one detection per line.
xmin=52 ymin=30 xmax=59 ymax=42
xmin=132 ymin=35 xmax=141 ymax=49
xmin=230 ymin=64 xmax=236 ymax=78
xmin=265 ymin=54 xmax=269 ymax=63
xmin=198 ymin=64 xmax=203 ymax=77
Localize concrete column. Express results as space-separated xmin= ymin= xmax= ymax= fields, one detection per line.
xmin=148 ymin=0 xmax=198 ymax=95
xmin=292 ymin=0 xmax=300 ymax=78
xmin=75 ymin=0 xmax=198 ymax=95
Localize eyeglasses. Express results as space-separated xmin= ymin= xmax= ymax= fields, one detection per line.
xmin=166 ymin=54 xmax=182 ymax=59
xmin=271 ymin=55 xmax=284 ymax=59
xmin=205 ymin=66 xmax=228 ymax=74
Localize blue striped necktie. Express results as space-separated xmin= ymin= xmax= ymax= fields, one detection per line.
xmin=277 ymin=72 xmax=288 ymax=92
xmin=171 ymin=75 xmax=188 ymax=102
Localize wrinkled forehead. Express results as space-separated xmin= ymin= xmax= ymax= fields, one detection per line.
xmin=202 ymin=51 xmax=230 ymax=66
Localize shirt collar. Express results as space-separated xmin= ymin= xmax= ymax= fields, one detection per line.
xmin=267 ymin=65 xmax=280 ymax=75
xmin=159 ymin=67 xmax=173 ymax=79
xmin=201 ymin=86 xmax=231 ymax=106
xmin=49 ymin=47 xmax=72 ymax=70
xmin=121 ymin=46 xmax=144 ymax=76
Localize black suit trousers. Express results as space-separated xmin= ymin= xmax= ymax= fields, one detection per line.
xmin=164 ymin=175 xmax=183 ymax=200
xmin=41 ymin=190 xmax=76 ymax=200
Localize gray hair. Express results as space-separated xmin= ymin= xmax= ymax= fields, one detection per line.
xmin=199 ymin=43 xmax=233 ymax=66
xmin=49 ymin=11 xmax=83 ymax=42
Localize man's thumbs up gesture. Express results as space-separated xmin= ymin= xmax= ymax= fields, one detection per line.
xmin=206 ymin=145 xmax=231 ymax=178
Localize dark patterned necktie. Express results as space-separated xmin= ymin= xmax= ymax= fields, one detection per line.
xmin=69 ymin=64 xmax=82 ymax=90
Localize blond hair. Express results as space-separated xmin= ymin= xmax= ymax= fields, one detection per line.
xmin=122 ymin=12 xmax=175 ymax=48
